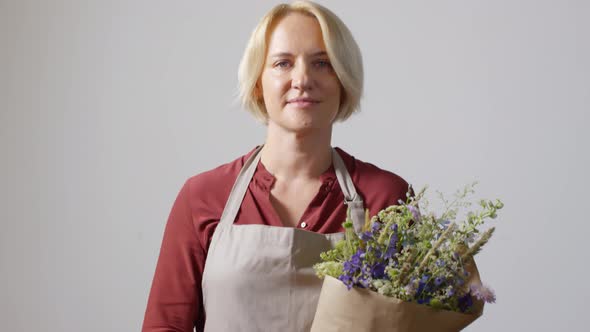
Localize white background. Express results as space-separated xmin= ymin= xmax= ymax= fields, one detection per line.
xmin=1 ymin=0 xmax=588 ymax=331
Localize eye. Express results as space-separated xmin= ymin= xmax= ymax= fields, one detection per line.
xmin=314 ymin=59 xmax=332 ymax=69
xmin=274 ymin=60 xmax=291 ymax=69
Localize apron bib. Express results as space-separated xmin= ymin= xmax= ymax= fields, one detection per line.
xmin=202 ymin=146 xmax=365 ymax=332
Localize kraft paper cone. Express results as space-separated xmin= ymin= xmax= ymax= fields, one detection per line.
xmin=310 ymin=261 xmax=484 ymax=332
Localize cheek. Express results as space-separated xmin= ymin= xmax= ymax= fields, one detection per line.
xmin=325 ymin=79 xmax=342 ymax=103
xmin=334 ymin=84 xmax=342 ymax=101
xmin=262 ymin=74 xmax=289 ymax=101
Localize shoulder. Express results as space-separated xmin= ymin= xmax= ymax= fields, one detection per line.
xmin=335 ymin=147 xmax=411 ymax=212
xmin=182 ymin=147 xmax=259 ymax=212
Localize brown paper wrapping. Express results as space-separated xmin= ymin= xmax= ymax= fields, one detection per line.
xmin=310 ymin=261 xmax=484 ymax=332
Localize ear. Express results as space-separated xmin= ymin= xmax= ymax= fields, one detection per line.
xmin=254 ymin=81 xmax=263 ymax=100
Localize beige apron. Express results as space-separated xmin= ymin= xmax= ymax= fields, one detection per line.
xmin=201 ymin=146 xmax=365 ymax=332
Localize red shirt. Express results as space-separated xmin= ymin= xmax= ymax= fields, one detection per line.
xmin=142 ymin=147 xmax=410 ymax=331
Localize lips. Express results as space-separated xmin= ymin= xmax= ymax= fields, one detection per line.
xmin=288 ymin=101 xmax=319 ymax=109
xmin=287 ymin=97 xmax=319 ymax=103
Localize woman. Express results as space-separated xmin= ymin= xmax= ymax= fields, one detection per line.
xmin=142 ymin=1 xmax=410 ymax=331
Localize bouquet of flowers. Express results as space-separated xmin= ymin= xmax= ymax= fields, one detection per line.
xmin=310 ymin=182 xmax=503 ymax=332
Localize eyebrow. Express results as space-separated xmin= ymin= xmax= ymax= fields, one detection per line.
xmin=269 ymin=51 xmax=328 ymax=58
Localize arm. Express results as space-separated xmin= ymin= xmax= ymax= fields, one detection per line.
xmin=142 ymin=180 xmax=205 ymax=332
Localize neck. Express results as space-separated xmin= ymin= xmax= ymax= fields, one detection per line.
xmin=260 ymin=123 xmax=333 ymax=181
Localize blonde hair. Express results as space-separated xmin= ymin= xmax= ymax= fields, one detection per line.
xmin=238 ymin=0 xmax=364 ymax=123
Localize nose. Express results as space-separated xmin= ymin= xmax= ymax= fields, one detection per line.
xmin=291 ymin=61 xmax=313 ymax=91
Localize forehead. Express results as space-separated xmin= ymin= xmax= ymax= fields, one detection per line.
xmin=266 ymin=12 xmax=327 ymax=53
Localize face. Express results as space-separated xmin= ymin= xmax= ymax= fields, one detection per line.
xmin=258 ymin=12 xmax=342 ymax=133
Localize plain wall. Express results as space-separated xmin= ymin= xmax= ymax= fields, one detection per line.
xmin=1 ymin=0 xmax=588 ymax=331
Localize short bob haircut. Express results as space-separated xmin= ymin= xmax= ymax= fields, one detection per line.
xmin=238 ymin=0 xmax=364 ymax=123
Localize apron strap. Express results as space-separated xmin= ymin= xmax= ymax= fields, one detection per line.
xmin=332 ymin=149 xmax=366 ymax=234
xmin=218 ymin=146 xmax=263 ymax=226
xmin=219 ymin=146 xmax=366 ymax=233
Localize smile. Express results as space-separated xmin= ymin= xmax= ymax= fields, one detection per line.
xmin=288 ymin=100 xmax=319 ymax=108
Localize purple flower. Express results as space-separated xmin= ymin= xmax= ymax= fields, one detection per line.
xmin=406 ymin=205 xmax=421 ymax=222
xmin=434 ymin=276 xmax=444 ymax=286
xmin=384 ymin=246 xmax=396 ymax=260
xmin=417 ymin=297 xmax=432 ymax=305
xmin=470 ymin=283 xmax=496 ymax=303
xmin=446 ymin=288 xmax=455 ymax=297
xmin=343 ymin=260 xmax=354 ymax=273
xmin=371 ymin=221 xmax=382 ymax=233
xmin=338 ymin=274 xmax=353 ymax=290
xmin=340 ymin=248 xmax=376 ymax=291
xmin=358 ymin=275 xmax=371 ymax=288
xmin=458 ymin=292 xmax=473 ymax=312
xmin=360 ymin=231 xmax=374 ymax=241
xmin=342 ymin=249 xmax=365 ymax=287
xmin=371 ymin=262 xmax=386 ymax=279
xmin=416 ymin=281 xmax=427 ymax=296
xmin=350 ymin=250 xmax=364 ymax=267
xmin=384 ymin=235 xmax=399 ymax=260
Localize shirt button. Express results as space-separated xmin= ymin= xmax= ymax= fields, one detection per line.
xmin=300 ymin=221 xmax=307 ymax=228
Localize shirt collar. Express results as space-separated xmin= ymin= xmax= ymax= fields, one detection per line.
xmin=252 ymin=149 xmax=350 ymax=191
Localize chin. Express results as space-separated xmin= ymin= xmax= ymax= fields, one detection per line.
xmin=267 ymin=109 xmax=336 ymax=133
xmin=284 ymin=120 xmax=332 ymax=135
